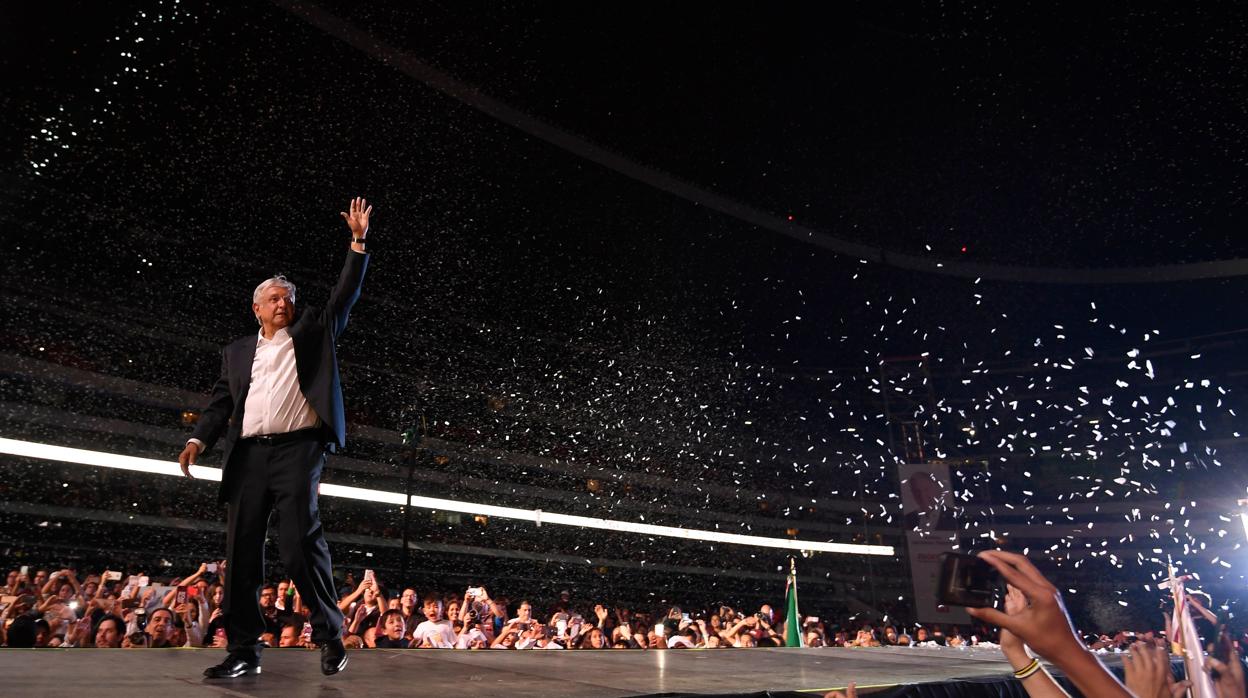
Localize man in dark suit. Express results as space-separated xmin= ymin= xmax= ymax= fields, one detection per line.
xmin=178 ymin=197 xmax=372 ymax=678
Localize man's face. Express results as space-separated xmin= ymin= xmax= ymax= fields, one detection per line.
xmin=34 ymin=570 xmax=48 ymax=587
xmin=279 ymin=625 xmax=299 ymax=648
xmin=259 ymin=588 xmax=276 ymax=610
xmin=96 ymin=619 xmax=123 ymax=648
xmin=6 ymin=571 xmax=16 ymax=587
xmin=384 ymin=614 xmax=405 ymax=639
xmin=400 ymin=588 xmax=417 ymax=610
xmin=911 ymin=473 xmax=943 ymax=508
xmin=254 ymin=285 xmax=295 ymax=332
xmin=147 ymin=610 xmax=173 ymax=639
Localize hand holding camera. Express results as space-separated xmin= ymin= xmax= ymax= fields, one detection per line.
xmin=963 ymin=550 xmax=1083 ymax=663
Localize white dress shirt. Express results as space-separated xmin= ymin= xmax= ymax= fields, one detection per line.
xmin=188 ymin=327 xmax=320 ymax=452
xmin=241 ymin=327 xmax=320 ymax=437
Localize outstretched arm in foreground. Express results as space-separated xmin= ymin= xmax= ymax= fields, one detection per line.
xmin=1205 ymin=643 xmax=1246 ymax=698
xmin=998 ymin=584 xmax=1072 ymax=698
xmin=1122 ymin=640 xmax=1189 ymax=698
xmin=966 ymin=550 xmax=1131 ymax=698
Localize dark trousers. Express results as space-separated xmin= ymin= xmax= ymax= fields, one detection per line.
xmin=221 ymin=432 xmax=344 ymax=661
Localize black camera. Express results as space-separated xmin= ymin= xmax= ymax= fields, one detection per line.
xmin=936 ymin=552 xmax=1002 ymax=608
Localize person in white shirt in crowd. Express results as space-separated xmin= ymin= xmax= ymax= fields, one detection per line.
xmin=411 ymin=593 xmax=457 ymax=648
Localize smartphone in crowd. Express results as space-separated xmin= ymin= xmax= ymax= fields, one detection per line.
xmin=187 ymin=586 xmax=200 ymax=599
xmin=936 ymin=552 xmax=1002 ymax=608
xmin=654 ymin=623 xmax=666 ymax=637
xmin=136 ymin=575 xmax=151 ymax=588
xmin=175 ymin=586 xmax=188 ymax=606
xmin=205 ymin=562 xmax=218 ymax=574
xmin=19 ymin=565 xmax=28 ymax=577
xmin=467 ymin=586 xmax=484 ymax=598
xmin=363 ymin=569 xmax=375 ymax=585
xmin=104 ymin=571 xmax=123 ymax=582
xmin=301 ymin=621 xmax=313 ymax=644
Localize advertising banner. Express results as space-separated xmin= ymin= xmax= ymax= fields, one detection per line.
xmin=898 ymin=462 xmax=969 ymax=625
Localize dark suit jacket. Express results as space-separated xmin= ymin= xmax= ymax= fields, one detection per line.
xmin=192 ymin=250 xmax=369 ymax=501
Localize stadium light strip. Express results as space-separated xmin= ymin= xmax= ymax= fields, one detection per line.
xmin=0 ymin=437 xmax=893 ymax=556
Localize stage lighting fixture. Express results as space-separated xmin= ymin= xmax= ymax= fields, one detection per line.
xmin=0 ymin=437 xmax=894 ymax=557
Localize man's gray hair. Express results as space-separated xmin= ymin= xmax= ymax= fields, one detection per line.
xmin=253 ymin=276 xmax=297 ymax=306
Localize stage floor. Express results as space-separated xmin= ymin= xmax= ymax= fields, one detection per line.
xmin=0 ymin=645 xmax=1123 ymax=697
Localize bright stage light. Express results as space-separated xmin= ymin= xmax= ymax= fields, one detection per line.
xmin=0 ymin=437 xmax=893 ymax=556
xmin=1239 ymin=498 xmax=1248 ymax=542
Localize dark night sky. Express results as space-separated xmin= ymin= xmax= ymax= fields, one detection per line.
xmin=1 ymin=1 xmax=1244 ymax=430
xmin=0 ymin=1 xmax=1245 ymax=375
xmin=298 ymin=1 xmax=1248 ymax=268
xmin=3 ymin=1 xmax=1248 ymax=604
xmin=6 ymin=2 xmax=1248 ymax=263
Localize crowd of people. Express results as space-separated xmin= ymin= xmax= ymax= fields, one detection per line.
xmin=0 ymin=560 xmax=908 ymax=651
xmin=2 ymin=553 xmax=1245 ymax=697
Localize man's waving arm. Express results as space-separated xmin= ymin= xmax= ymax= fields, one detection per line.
xmin=325 ymin=196 xmax=372 ymax=338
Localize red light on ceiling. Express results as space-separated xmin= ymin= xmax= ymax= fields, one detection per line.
xmin=960 ymin=245 xmax=968 ymax=253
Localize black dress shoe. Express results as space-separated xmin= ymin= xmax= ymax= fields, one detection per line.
xmin=203 ymin=655 xmax=262 ymax=679
xmin=321 ymin=638 xmax=348 ymax=675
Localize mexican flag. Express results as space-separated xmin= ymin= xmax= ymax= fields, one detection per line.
xmin=785 ymin=557 xmax=804 ymax=647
